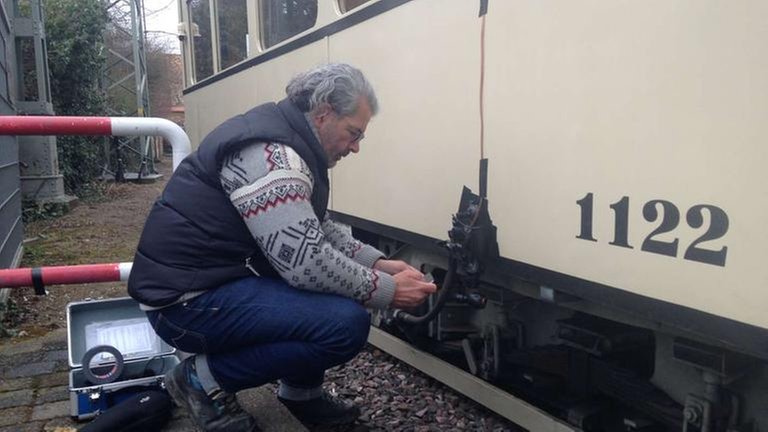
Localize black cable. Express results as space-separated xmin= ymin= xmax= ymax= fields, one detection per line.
xmin=141 ymin=355 xmax=166 ymax=378
xmin=393 ymin=258 xmax=458 ymax=325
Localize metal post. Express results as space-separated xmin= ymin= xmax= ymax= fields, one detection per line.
xmin=11 ymin=0 xmax=75 ymax=207
xmin=104 ymin=0 xmax=154 ymax=180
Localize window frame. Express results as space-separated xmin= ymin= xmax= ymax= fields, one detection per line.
xmin=337 ymin=0 xmax=373 ymax=14
xmin=214 ymin=0 xmax=249 ymax=71
xmin=183 ymin=0 xmax=216 ymax=84
xmin=256 ymin=0 xmax=319 ymax=52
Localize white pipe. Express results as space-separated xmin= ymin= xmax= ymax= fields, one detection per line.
xmin=118 ymin=262 xmax=133 ymax=282
xmin=111 ymin=117 xmax=191 ymax=171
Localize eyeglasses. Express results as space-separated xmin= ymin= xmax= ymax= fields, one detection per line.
xmin=347 ymin=127 xmax=364 ymax=143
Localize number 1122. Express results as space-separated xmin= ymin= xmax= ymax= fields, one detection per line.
xmin=576 ymin=193 xmax=728 ymax=267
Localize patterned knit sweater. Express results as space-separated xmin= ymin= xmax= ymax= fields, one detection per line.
xmin=219 ymin=142 xmax=397 ymax=309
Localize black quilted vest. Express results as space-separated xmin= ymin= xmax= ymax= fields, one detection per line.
xmin=127 ymin=99 xmax=329 ymax=307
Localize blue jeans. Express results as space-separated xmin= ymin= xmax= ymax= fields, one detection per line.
xmin=146 ymin=276 xmax=371 ymax=393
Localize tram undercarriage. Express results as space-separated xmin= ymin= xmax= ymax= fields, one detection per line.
xmin=358 ymin=236 xmax=767 ymax=432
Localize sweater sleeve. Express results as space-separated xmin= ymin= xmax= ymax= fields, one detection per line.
xmin=321 ymin=217 xmax=385 ymax=268
xmin=220 ymin=142 xmax=396 ymax=309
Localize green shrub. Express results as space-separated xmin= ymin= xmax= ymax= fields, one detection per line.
xmin=44 ymin=0 xmax=109 ymax=195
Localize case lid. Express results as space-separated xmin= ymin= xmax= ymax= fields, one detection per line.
xmin=66 ymin=296 xmax=175 ymax=368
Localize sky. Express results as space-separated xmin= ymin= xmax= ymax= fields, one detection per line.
xmin=143 ymin=0 xmax=181 ymax=53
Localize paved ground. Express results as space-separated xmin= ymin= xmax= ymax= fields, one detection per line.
xmin=0 ymin=159 xmax=305 ymax=431
xmin=0 ymin=328 xmax=307 ymax=431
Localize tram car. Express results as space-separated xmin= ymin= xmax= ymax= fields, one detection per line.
xmin=176 ymin=1 xmax=768 ymax=430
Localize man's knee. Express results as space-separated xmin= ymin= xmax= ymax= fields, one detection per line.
xmin=332 ymin=301 xmax=371 ymax=358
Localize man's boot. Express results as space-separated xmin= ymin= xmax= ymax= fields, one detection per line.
xmin=278 ymin=391 xmax=360 ymax=426
xmin=165 ymin=356 xmax=260 ymax=432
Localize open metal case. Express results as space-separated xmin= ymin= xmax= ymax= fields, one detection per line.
xmin=66 ymin=297 xmax=179 ymax=420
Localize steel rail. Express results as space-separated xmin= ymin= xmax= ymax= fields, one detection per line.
xmin=0 ymin=115 xmax=191 ymax=293
xmin=0 ymin=116 xmax=190 ymax=170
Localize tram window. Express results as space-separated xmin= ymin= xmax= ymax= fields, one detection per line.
xmin=217 ymin=0 xmax=248 ymax=69
xmin=189 ymin=0 xmax=214 ymax=81
xmin=339 ymin=0 xmax=372 ymax=13
xmin=259 ymin=0 xmax=318 ymax=49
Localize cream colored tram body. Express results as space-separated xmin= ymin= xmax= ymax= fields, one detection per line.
xmin=179 ymin=1 xmax=768 ymax=430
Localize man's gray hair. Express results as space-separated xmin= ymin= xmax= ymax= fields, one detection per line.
xmin=286 ymin=63 xmax=378 ymax=116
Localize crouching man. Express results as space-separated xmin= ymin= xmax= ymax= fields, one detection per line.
xmin=127 ymin=63 xmax=436 ymax=432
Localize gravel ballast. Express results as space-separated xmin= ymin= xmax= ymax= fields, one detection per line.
xmin=317 ymin=347 xmax=520 ymax=431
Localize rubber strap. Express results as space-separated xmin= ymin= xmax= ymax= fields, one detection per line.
xmin=82 ymin=345 xmax=124 ymax=385
xmin=31 ymin=267 xmax=45 ymax=295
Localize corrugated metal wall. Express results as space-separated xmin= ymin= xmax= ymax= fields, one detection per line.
xmin=0 ymin=3 xmax=23 ymax=271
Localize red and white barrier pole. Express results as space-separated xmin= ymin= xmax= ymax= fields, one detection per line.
xmin=0 ymin=115 xmax=193 ymax=293
xmin=0 ymin=263 xmax=132 ymax=295
xmin=0 ymin=116 xmax=191 ymax=170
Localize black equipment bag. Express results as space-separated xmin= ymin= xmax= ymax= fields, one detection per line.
xmin=79 ymin=389 xmax=173 ymax=432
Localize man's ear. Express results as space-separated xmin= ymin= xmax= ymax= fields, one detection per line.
xmin=313 ymin=103 xmax=333 ymax=125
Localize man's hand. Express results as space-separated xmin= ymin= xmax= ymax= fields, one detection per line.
xmin=373 ymin=259 xmax=418 ymax=275
xmin=391 ymin=269 xmax=437 ymax=309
